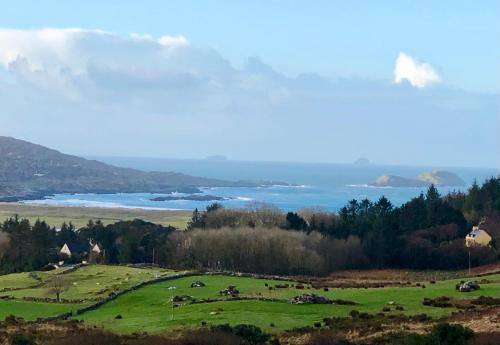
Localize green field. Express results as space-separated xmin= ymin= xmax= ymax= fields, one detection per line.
xmin=0 ymin=266 xmax=498 ymax=333
xmin=77 ymin=273 xmax=500 ymax=333
xmin=0 ymin=202 xmax=191 ymax=229
xmin=0 ymin=265 xmax=177 ymax=320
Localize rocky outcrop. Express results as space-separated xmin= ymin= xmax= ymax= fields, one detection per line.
xmin=369 ymin=170 xmax=465 ymax=188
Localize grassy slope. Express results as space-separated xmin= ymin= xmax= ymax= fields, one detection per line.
xmin=0 ymin=265 xmax=177 ymax=320
xmin=0 ymin=265 xmax=175 ymax=301
xmin=77 ymin=274 xmax=500 ymax=333
xmin=0 ymin=203 xmax=191 ymax=229
xmin=0 ymin=300 xmax=85 ymax=320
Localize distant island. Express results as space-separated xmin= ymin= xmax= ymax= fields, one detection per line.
xmin=0 ymin=137 xmax=290 ymax=202
xmin=204 ymin=155 xmax=228 ymax=161
xmin=353 ymin=158 xmax=371 ymax=165
xmin=150 ymin=194 xmax=226 ymax=202
xmin=369 ymin=170 xmax=465 ymax=188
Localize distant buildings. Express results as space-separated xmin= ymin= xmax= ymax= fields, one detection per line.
xmin=59 ymin=240 xmax=101 ymax=262
xmin=465 ymin=225 xmax=492 ymax=247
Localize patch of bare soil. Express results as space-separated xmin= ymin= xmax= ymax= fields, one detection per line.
xmin=449 ymin=306 xmax=500 ymax=333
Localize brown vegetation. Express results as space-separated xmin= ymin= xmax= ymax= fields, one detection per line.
xmin=167 ymin=227 xmax=368 ymax=276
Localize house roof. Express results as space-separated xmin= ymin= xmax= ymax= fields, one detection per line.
xmin=61 ymin=242 xmax=88 ymax=254
xmin=466 ymin=227 xmax=491 ymax=239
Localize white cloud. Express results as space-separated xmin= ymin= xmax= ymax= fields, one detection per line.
xmin=394 ymin=52 xmax=441 ymax=88
xmin=0 ymin=28 xmax=497 ymax=166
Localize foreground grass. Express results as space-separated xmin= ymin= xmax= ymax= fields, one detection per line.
xmin=0 ymin=202 xmax=191 ymax=229
xmin=77 ymin=273 xmax=500 ymax=333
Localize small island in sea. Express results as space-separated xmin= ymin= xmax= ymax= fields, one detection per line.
xmin=369 ymin=170 xmax=465 ymax=188
xmin=150 ymin=194 xmax=226 ymax=202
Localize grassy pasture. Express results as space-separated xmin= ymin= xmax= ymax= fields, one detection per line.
xmin=0 ymin=299 xmax=85 ymax=321
xmin=77 ymin=273 xmax=500 ymax=333
xmin=0 ymin=266 xmax=498 ymax=332
xmin=0 ymin=265 xmax=175 ymax=301
xmin=0 ymin=265 xmax=178 ymax=321
xmin=0 ymin=202 xmax=191 ymax=229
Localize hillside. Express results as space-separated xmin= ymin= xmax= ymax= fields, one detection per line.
xmin=0 ymin=136 xmax=282 ymax=201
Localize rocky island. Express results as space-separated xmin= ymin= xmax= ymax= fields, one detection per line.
xmin=369 ymin=170 xmax=465 ymax=188
xmin=150 ymin=194 xmax=227 ymax=202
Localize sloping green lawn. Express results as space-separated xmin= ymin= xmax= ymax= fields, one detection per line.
xmin=0 ymin=265 xmax=177 ymax=301
xmin=0 ymin=299 xmax=84 ymax=320
xmin=77 ymin=274 xmax=500 ymax=333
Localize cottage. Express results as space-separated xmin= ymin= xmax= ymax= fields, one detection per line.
xmin=59 ymin=240 xmax=101 ymax=262
xmin=91 ymin=243 xmax=101 ymax=254
xmin=59 ymin=243 xmax=88 ymax=258
xmin=465 ymin=226 xmax=492 ymax=247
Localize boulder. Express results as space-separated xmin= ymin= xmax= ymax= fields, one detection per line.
xmin=190 ymin=281 xmax=206 ymax=288
xmin=459 ymin=281 xmax=480 ymax=292
xmin=289 ymin=294 xmax=332 ymax=305
xmin=219 ymin=285 xmax=239 ymax=296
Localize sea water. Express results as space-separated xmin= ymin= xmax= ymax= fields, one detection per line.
xmin=24 ymin=158 xmax=500 ymax=212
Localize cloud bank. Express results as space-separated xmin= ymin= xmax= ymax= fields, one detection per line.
xmin=0 ymin=28 xmax=498 ymax=168
xmin=394 ymin=52 xmax=441 ymax=88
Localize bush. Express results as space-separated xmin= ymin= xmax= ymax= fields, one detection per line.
xmin=427 ymin=323 xmax=473 ymax=345
xmin=212 ymin=324 xmax=271 ymax=344
xmin=232 ymin=324 xmax=270 ymax=344
xmin=10 ymin=334 xmax=36 ymax=345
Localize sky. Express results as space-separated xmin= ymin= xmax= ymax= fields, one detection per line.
xmin=0 ymin=1 xmax=499 ymax=168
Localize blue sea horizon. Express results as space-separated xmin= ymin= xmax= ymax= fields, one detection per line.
xmin=24 ymin=157 xmax=500 ymax=212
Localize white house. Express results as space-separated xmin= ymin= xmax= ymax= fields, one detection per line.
xmin=465 ymin=226 xmax=492 ymax=247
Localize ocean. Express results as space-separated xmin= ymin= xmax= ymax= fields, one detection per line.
xmin=24 ymin=158 xmax=500 ymax=212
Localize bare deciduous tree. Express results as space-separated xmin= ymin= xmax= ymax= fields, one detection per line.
xmin=47 ymin=275 xmax=70 ymax=302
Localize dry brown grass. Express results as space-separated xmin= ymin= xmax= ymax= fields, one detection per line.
xmin=0 ymin=202 xmax=191 ymax=229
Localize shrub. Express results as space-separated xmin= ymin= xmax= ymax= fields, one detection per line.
xmin=233 ymin=324 xmax=270 ymax=344
xmin=349 ymin=310 xmax=359 ymax=318
xmin=10 ymin=334 xmax=36 ymax=345
xmin=427 ymin=322 xmax=473 ymax=345
xmin=212 ymin=324 xmax=271 ymax=344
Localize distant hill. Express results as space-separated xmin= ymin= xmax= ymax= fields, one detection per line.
xmin=369 ymin=170 xmax=465 ymax=188
xmin=0 ymin=137 xmax=285 ymax=201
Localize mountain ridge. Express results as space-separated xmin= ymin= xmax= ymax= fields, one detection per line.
xmin=0 ymin=136 xmax=287 ymax=201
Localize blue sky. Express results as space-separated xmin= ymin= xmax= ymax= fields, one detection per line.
xmin=2 ymin=0 xmax=498 ymax=93
xmin=0 ymin=1 xmax=498 ymax=168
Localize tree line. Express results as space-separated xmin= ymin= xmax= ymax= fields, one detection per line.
xmin=0 ymin=178 xmax=498 ymax=275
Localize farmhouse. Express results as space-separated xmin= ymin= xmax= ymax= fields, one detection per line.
xmin=59 ymin=243 xmax=88 ymax=258
xmin=465 ymin=226 xmax=492 ymax=247
xmin=59 ymin=241 xmax=102 ymax=260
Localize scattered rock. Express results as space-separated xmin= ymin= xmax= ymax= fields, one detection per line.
xmin=458 ymin=281 xmax=480 ymax=292
xmin=190 ymin=281 xmax=206 ymax=288
xmin=172 ymin=295 xmax=194 ymax=302
xmin=219 ymin=285 xmax=239 ymax=296
xmin=289 ymin=294 xmax=331 ymax=305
